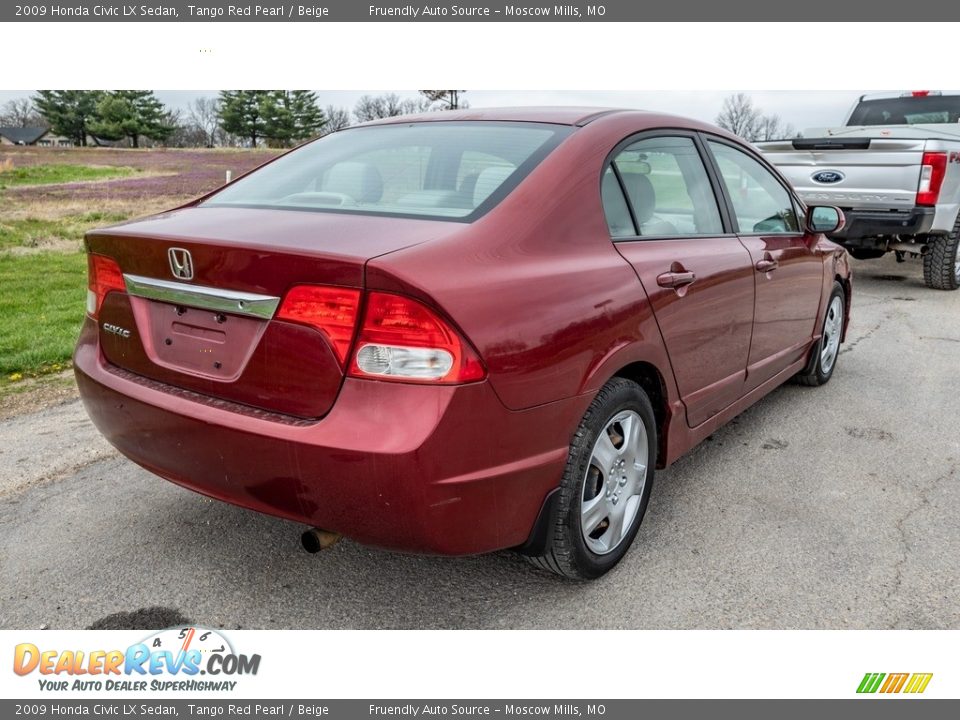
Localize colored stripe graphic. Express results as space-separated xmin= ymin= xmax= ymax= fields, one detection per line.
xmin=903 ymin=673 xmax=933 ymax=694
xmin=880 ymin=673 xmax=909 ymax=693
xmin=857 ymin=672 xmax=933 ymax=694
xmin=857 ymin=673 xmax=885 ymax=693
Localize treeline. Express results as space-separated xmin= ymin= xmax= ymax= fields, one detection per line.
xmin=0 ymin=90 xmax=467 ymax=149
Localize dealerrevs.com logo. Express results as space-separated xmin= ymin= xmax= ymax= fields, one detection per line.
xmin=857 ymin=673 xmax=933 ymax=695
xmin=13 ymin=627 xmax=261 ymax=692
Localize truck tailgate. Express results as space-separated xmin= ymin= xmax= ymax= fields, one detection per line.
xmin=760 ymin=137 xmax=925 ymax=211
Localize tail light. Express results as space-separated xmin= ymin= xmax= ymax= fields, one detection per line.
xmin=348 ymin=291 xmax=485 ymax=384
xmin=917 ymin=152 xmax=947 ymax=206
xmin=86 ymin=254 xmax=124 ymax=319
xmin=277 ymin=285 xmax=361 ymax=366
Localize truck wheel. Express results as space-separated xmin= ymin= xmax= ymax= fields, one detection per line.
xmin=797 ymin=282 xmax=846 ymax=387
xmin=525 ymin=378 xmax=656 ymax=580
xmin=923 ymin=219 xmax=960 ymax=291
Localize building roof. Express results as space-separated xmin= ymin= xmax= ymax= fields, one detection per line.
xmin=0 ymin=126 xmax=50 ymax=144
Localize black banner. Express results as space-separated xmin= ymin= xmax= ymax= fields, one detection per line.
xmin=3 ymin=0 xmax=957 ymax=22
xmin=1 ymin=700 xmax=957 ymax=719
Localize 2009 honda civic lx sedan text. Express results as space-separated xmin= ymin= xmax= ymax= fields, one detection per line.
xmin=75 ymin=107 xmax=852 ymax=579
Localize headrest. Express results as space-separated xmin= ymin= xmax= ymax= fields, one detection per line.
xmin=322 ymin=162 xmax=383 ymax=203
xmin=472 ymin=166 xmax=515 ymax=207
xmin=619 ymin=172 xmax=656 ymax=224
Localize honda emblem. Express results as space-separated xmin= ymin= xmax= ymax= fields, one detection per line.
xmin=168 ymin=248 xmax=194 ymax=280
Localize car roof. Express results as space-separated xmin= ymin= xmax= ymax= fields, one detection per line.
xmin=351 ymin=107 xmax=737 ymax=141
xmin=355 ymin=106 xmax=627 ymax=127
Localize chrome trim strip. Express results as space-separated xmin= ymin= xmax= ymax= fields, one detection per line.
xmin=123 ymin=274 xmax=280 ymax=320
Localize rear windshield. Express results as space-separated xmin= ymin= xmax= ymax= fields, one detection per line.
xmin=203 ymin=121 xmax=572 ymax=221
xmin=848 ymin=95 xmax=960 ymax=126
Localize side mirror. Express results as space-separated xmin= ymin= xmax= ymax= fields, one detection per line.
xmin=806 ymin=205 xmax=845 ymax=235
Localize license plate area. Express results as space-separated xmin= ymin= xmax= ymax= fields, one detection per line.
xmin=129 ymin=296 xmax=267 ymax=382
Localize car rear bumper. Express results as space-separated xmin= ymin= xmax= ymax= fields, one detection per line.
xmin=74 ymin=319 xmax=583 ymax=555
xmin=831 ymin=206 xmax=935 ymax=243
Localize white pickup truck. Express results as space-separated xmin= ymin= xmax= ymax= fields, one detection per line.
xmin=758 ymin=92 xmax=960 ymax=290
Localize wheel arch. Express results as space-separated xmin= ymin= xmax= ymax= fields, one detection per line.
xmin=834 ymin=272 xmax=852 ymax=342
xmin=611 ymin=360 xmax=670 ymax=468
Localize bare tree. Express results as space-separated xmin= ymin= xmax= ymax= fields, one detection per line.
xmin=188 ymin=96 xmax=222 ymax=148
xmin=716 ymin=93 xmax=761 ymax=140
xmin=318 ymin=106 xmax=351 ymax=136
xmin=354 ymin=94 xmax=402 ymax=122
xmin=754 ymin=114 xmax=796 ymax=142
xmin=353 ymin=93 xmax=427 ymax=122
xmin=419 ymin=90 xmax=467 ymax=110
xmin=0 ymin=98 xmax=48 ymax=128
xmin=405 ymin=95 xmax=434 ymax=113
xmin=716 ymin=93 xmax=796 ymax=142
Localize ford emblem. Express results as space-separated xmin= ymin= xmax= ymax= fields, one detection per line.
xmin=812 ymin=170 xmax=845 ymax=184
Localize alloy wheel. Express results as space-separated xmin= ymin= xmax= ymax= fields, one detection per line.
xmin=820 ymin=296 xmax=844 ymax=375
xmin=580 ymin=410 xmax=648 ymax=555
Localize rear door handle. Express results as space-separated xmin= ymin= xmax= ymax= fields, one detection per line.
xmin=755 ymin=259 xmax=779 ymax=273
xmin=657 ymin=271 xmax=696 ymax=289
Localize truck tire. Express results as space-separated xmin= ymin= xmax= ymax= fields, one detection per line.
xmin=923 ymin=218 xmax=960 ymax=291
xmin=525 ymin=378 xmax=655 ymax=580
xmin=796 ymin=282 xmax=846 ymax=387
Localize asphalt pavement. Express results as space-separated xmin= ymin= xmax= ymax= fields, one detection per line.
xmin=1 ymin=254 xmax=957 ymax=629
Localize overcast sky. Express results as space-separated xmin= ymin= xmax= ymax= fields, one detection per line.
xmin=0 ymin=89 xmax=869 ymax=130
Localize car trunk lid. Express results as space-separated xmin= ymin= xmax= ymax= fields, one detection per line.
xmin=87 ymin=206 xmax=461 ymax=418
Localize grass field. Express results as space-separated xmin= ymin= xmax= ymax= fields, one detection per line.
xmin=0 ymin=252 xmax=87 ymax=378
xmin=0 ymin=146 xmax=280 ymax=394
xmin=0 ymin=162 xmax=137 ymax=188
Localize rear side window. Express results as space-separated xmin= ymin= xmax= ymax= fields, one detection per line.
xmin=601 ymin=167 xmax=635 ymax=238
xmin=847 ymin=95 xmax=960 ymax=125
xmin=203 ymin=121 xmax=572 ymax=221
xmin=602 ymin=136 xmax=724 ymax=238
xmin=708 ymin=141 xmax=799 ymax=234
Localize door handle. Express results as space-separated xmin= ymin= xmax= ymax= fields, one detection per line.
xmin=755 ymin=258 xmax=779 ymax=273
xmin=657 ymin=271 xmax=696 ymax=289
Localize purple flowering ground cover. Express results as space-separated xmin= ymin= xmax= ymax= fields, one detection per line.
xmin=1 ymin=147 xmax=280 ymax=204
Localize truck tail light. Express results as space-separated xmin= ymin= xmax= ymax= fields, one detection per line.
xmin=348 ymin=291 xmax=486 ymax=384
xmin=917 ymin=152 xmax=947 ymax=206
xmin=277 ymin=285 xmax=361 ymax=367
xmin=86 ymin=254 xmax=125 ymax=319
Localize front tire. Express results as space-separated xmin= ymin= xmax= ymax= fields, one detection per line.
xmin=923 ymin=219 xmax=960 ymax=291
xmin=526 ymin=378 xmax=656 ymax=580
xmin=796 ymin=282 xmax=846 ymax=387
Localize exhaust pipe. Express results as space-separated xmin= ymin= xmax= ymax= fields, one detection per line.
xmin=301 ymin=527 xmax=342 ymax=553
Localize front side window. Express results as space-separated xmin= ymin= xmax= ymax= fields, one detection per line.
xmin=708 ymin=141 xmax=799 ymax=234
xmin=203 ymin=122 xmax=572 ymax=221
xmin=602 ymin=136 xmax=724 ymax=238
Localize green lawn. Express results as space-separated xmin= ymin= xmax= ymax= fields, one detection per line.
xmin=0 ymin=164 xmax=136 ymax=188
xmin=0 ymin=252 xmax=87 ymax=381
xmin=0 ymin=211 xmax=130 ymax=250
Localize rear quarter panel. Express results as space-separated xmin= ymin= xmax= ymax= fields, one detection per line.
xmin=365 ymin=115 xmax=681 ymax=413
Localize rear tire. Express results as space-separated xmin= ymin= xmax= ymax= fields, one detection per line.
xmin=796 ymin=282 xmax=846 ymax=387
xmin=525 ymin=378 xmax=656 ymax=580
xmin=923 ymin=219 xmax=960 ymax=291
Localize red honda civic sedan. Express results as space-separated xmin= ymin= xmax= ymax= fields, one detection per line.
xmin=75 ymin=107 xmax=851 ymax=579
